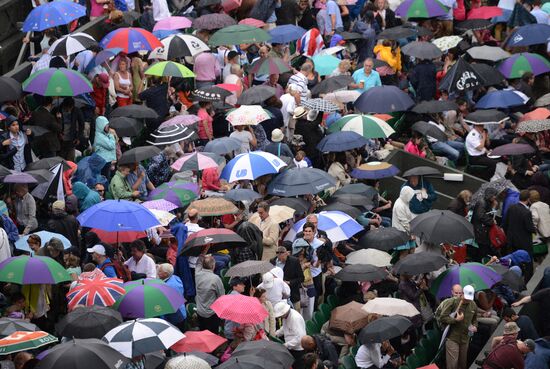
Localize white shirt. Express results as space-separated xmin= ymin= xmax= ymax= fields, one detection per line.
xmin=257 ymin=277 xmax=291 ymax=305
xmin=355 ymin=344 xmax=391 ymax=369
xmin=186 ymin=222 xmax=204 ymax=268
xmin=124 ymin=254 xmax=157 ymax=279
xmin=153 ymin=0 xmax=171 ymax=21
xmin=465 ymin=128 xmax=486 ymax=156
xmin=280 ymin=93 xmax=296 ymax=127
xmin=230 ymin=130 xmax=253 ymax=154
xmin=276 ymin=308 xmax=306 ymax=350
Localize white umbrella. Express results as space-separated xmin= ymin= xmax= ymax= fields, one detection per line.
xmin=346 ymin=249 xmax=392 ymax=267
xmin=226 ymin=105 xmax=271 ymax=126
xmin=324 ymin=90 xmax=360 ymax=103
xmin=362 ymin=297 xmax=420 ymax=317
xmin=149 ymin=209 xmax=176 ymax=226
xmin=249 ymin=205 xmax=295 ymax=225
xmin=432 ymin=35 xmax=462 ymax=51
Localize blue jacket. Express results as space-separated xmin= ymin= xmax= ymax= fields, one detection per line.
xmin=162 ymin=274 xmax=187 ymax=324
xmin=2 ymin=215 xmax=18 ymax=244
xmin=172 ymin=223 xmax=196 ymax=298
xmin=97 ymin=258 xmax=117 ymax=278
xmin=402 ymin=179 xmax=437 ymax=215
xmin=502 ymin=188 xmax=520 ymax=222
xmin=526 ymin=338 xmax=550 ymax=369
xmin=93 ymin=116 xmax=117 ymax=163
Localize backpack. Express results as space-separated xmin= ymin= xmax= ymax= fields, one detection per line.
xmin=434 ymin=297 xmax=458 ymax=329
xmin=489 ymin=224 xmax=507 ymax=249
xmin=100 ymin=261 xmax=132 ymax=282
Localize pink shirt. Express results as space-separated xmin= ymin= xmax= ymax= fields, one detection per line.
xmin=193 ymin=52 xmax=221 ymax=82
xmin=197 ymin=108 xmax=213 ymax=140
xmin=404 ymin=141 xmax=426 ymax=158
xmin=90 ymin=0 xmax=104 ymax=17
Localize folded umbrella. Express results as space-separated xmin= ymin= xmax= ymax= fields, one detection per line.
xmin=354 ymin=86 xmax=414 ymax=113
xmin=118 ymin=146 xmax=160 ymax=165
xmin=491 ymin=143 xmax=535 ymax=156
xmin=392 ymin=252 xmax=448 ymax=275
xmin=357 ymin=227 xmax=409 ymax=251
xmin=358 ymin=316 xmax=412 ymax=344
xmin=66 ymin=276 xmax=126 ymax=311
xmin=411 ymin=121 xmax=448 ymax=142
xmin=226 ymin=260 xmax=275 ymax=278
xmin=329 ymin=301 xmax=370 ymax=334
xmin=237 ymin=86 xmax=276 ymax=105
xmin=346 ymin=249 xmax=392 ymax=267
xmin=211 ymin=294 xmax=268 ymax=324
xmin=316 ymin=131 xmax=368 ymax=152
xmin=362 ymin=297 xmax=420 ymax=317
xmin=402 ymin=41 xmax=443 ymax=60
xmin=171 ymin=330 xmax=227 ymax=353
xmin=56 ymin=306 xmax=123 ymax=339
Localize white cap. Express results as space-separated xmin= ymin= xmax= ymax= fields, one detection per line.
xmin=463 ymin=285 xmax=475 ymax=301
xmin=262 ymin=272 xmax=274 ymax=289
xmin=87 ymin=244 xmax=106 ymax=256
xmin=273 ymin=301 xmax=291 ymax=318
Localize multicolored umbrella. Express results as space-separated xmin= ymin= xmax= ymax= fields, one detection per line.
xmin=145 ymin=61 xmax=195 ymax=78
xmin=188 ymin=198 xmax=239 ymax=217
xmin=285 ymin=211 xmax=363 ymax=243
xmin=430 ymin=263 xmax=502 ymax=299
xmin=249 ymin=57 xmax=291 ymax=75
xmin=192 ymin=13 xmax=237 ymax=30
xmin=0 ymin=255 xmax=70 ymax=284
xmin=211 ymin=294 xmax=268 ymax=324
xmin=171 ymin=331 xmax=227 ymax=353
xmin=159 ymin=34 xmax=210 ymax=59
xmin=209 ymin=25 xmax=271 ymax=46
xmin=22 ymin=68 xmax=92 ymax=97
xmin=498 ymin=53 xmax=550 ymax=79
xmin=100 ymin=27 xmax=162 ymax=53
xmin=146 ymin=124 xmax=198 ymax=146
xmin=171 ymin=152 xmax=220 ymax=172
xmin=328 ymin=114 xmax=395 ymax=138
xmin=0 ymin=331 xmax=57 ymax=354
xmin=77 ymin=200 xmax=160 ymax=232
xmin=395 ymin=0 xmax=449 ymax=18
xmin=227 ymin=105 xmax=272 ymax=126
xmin=23 ymin=0 xmax=86 ymax=32
xmin=221 ymin=151 xmax=287 ymax=182
xmin=113 ymin=279 xmax=185 ymax=318
xmin=153 ymin=16 xmax=192 ymax=31
xmin=147 ymin=181 xmax=198 ymax=208
xmin=351 ymin=161 xmax=400 ymax=179
xmin=49 ymin=33 xmax=98 ymax=56
xmin=66 ymin=276 xmax=126 ymax=311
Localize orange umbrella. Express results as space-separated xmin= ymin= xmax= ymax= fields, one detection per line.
xmin=171 ymin=330 xmax=227 ymax=353
xmin=373 ymin=114 xmax=392 ymax=121
xmin=522 ymin=108 xmax=550 ymax=121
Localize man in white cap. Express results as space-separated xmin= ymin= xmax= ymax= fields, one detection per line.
xmin=87 ymin=244 xmax=117 ymax=278
xmin=256 ymin=268 xmax=290 ymax=305
xmin=274 ymin=301 xmax=306 ymax=369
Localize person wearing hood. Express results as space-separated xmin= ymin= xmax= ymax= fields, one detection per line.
xmin=46 ymin=201 xmax=79 ymax=247
xmin=392 ymin=186 xmax=416 ymax=233
xmin=403 ymin=175 xmax=437 ymax=215
xmin=72 ymin=182 xmax=101 ymax=213
xmin=93 ymin=116 xmax=117 ymax=179
xmin=470 ymin=188 xmax=497 ymax=261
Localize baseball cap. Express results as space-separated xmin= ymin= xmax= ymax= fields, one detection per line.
xmin=262 ymin=272 xmax=274 ymax=289
xmin=97 ymin=73 xmax=110 ymax=88
xmin=52 ymin=200 xmax=65 ymax=212
xmin=463 ymin=285 xmax=475 ymax=301
xmin=87 ymin=244 xmax=106 ymax=256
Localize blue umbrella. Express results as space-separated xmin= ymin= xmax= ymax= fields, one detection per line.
xmin=475 ymin=90 xmax=527 ymax=109
xmin=76 ymin=200 xmax=160 ymax=232
xmin=23 ymin=0 xmax=86 ymax=32
xmin=269 ymin=25 xmax=307 ymax=43
xmin=316 ymin=131 xmax=368 ymax=152
xmin=267 ymin=167 xmax=336 ymax=197
xmin=504 ymin=24 xmax=550 ymax=47
xmin=15 ymin=231 xmax=71 ymax=254
xmin=354 ymin=86 xmax=414 ymax=113
xmin=285 ymin=211 xmax=364 ymax=242
xmin=224 ymin=188 xmax=262 ymax=202
xmin=351 ymin=162 xmax=400 ymax=180
xmin=204 ymin=137 xmax=242 ymax=155
xmin=153 ymin=29 xmax=180 ymax=39
xmin=220 ymin=151 xmax=287 ymax=182
xmin=85 ymin=48 xmax=124 ymax=73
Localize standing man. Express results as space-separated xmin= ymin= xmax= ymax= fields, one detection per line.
xmin=287 ymin=63 xmax=311 ymax=100
xmin=195 ymin=255 xmax=225 ymax=333
xmin=274 ymin=302 xmax=306 ymax=369
xmin=319 ymin=0 xmax=343 ymax=36
xmin=13 ymin=184 xmax=37 ymax=235
xmin=252 ymin=202 xmax=280 ymax=261
xmin=350 ymin=59 xmax=382 ymax=94
xmin=465 ymin=122 xmax=498 ymax=180
xmin=271 ymin=246 xmax=304 ymax=310
xmin=503 ymin=190 xmax=537 ymax=257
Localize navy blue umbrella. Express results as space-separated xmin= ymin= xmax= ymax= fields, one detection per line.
xmin=267 ymin=168 xmax=336 ymax=197
xmin=316 ymin=131 xmax=368 ymax=152
xmin=475 ymin=90 xmax=527 ymax=109
xmin=505 ymin=24 xmax=550 ymax=47
xmin=224 ymin=188 xmax=262 ymax=202
xmin=354 ymin=86 xmax=414 ymax=113
xmin=269 ymin=25 xmax=307 ymax=43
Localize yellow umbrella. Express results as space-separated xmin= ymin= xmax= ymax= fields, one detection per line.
xmin=249 ymin=205 xmax=295 ymax=225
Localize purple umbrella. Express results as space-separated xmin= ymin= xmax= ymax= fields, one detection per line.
xmin=430 ymin=263 xmax=502 ymax=299
xmin=114 ymin=279 xmax=185 ymax=318
xmin=147 ymin=181 xmax=199 ymax=207
xmin=498 ymin=52 xmax=550 ymax=79
xmin=3 ymin=172 xmax=38 ymax=184
xmin=142 ymin=199 xmax=179 ymax=212
xmin=22 ymin=68 xmax=92 ymax=97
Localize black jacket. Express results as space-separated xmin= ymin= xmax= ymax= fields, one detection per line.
xmin=270 ymin=255 xmax=304 ymax=303
xmin=313 ymin=334 xmax=339 ymax=368
xmin=46 ymin=211 xmax=80 ymax=248
xmin=410 ymin=61 xmax=437 ymax=102
xmin=502 ymin=202 xmax=537 ymax=254
xmin=470 ymin=196 xmax=494 ymax=247
xmin=52 ymin=106 xmax=85 ymax=142
xmin=374 ymin=8 xmax=400 ymax=30
xmin=28 ymin=106 xmax=62 ymax=155
xmin=0 ymin=130 xmax=33 ymax=170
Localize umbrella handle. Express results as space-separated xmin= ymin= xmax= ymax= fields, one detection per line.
xmin=15 ymin=32 xmax=32 ymax=68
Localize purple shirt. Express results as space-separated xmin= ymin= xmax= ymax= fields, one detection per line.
xmin=193 ymin=52 xmax=221 ymax=82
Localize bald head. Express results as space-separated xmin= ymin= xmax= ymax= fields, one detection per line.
xmin=301 ymin=335 xmax=316 ymax=351
xmin=451 ymin=284 xmax=463 ymax=298
xmin=188 ymin=208 xmax=199 ymax=223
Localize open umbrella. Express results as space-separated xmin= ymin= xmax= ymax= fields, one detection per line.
xmin=232 ymin=340 xmax=294 ymax=369
xmin=171 ymin=331 xmax=227 ymax=353
xmin=430 ymin=263 xmax=502 ymax=299
xmin=362 ymin=297 xmax=420 ymax=317
xmin=84 ymin=47 xmax=123 ymax=73
xmin=188 ymin=198 xmax=239 ymax=217
xmin=118 ymin=146 xmax=161 ymax=165
xmin=23 ymin=68 xmax=92 ymax=96
xmin=535 ymin=93 xmax=550 ymax=107
xmin=410 ymin=210 xmax=474 ymax=245
xmin=171 ymin=152 xmax=220 ymax=172
xmin=505 ymin=24 xmax=550 ymax=47
xmin=377 ymin=26 xmax=416 ymax=39
xmin=66 ymin=276 xmax=126 ymax=311
xmin=102 ymin=318 xmax=184 ymax=358
xmin=100 ymin=27 xmax=162 ymax=53
xmin=0 ymin=77 xmax=22 ymax=103
xmin=237 ymin=86 xmax=276 ymax=105
xmin=351 ymin=162 xmax=400 ymax=180
xmin=471 ymin=63 xmax=506 ymax=87
xmin=209 ymin=25 xmax=271 ymax=46
xmin=329 ymin=194 xmax=373 ymax=211
xmin=311 ymin=55 xmax=341 ymax=76
xmin=411 ymin=121 xmax=448 ymax=141
xmin=412 ymin=100 xmax=458 ymax=114
xmin=0 ymin=319 xmax=37 ymax=336
xmin=147 ymin=125 xmax=198 ymax=146
xmin=226 ymin=105 xmax=271 ymax=126
xmin=465 ymin=109 xmax=508 ymax=125
xmin=470 ymin=179 xmax=514 ymax=206
xmin=466 ymin=45 xmax=510 ymax=62
xmin=142 ymin=200 xmax=178 ymax=212
xmin=56 ymin=306 xmax=123 ymax=339
xmin=77 ymin=200 xmax=160 ymax=232
xmin=180 ymin=228 xmax=246 ymax=256
xmin=160 ymin=114 xmax=200 ymax=128
xmin=192 ymin=14 xmax=237 ymax=30
xmin=354 ymin=86 xmax=414 ymax=113
xmin=516 ymin=119 xmax=550 ymax=133
xmin=111 ymin=104 xmax=158 ymax=119
xmin=522 ymin=108 xmax=550 ymax=121
xmin=23 ymin=1 xmax=86 ymax=32
xmin=358 ymin=316 xmax=412 ymax=344
xmin=491 ymin=143 xmax=535 ymax=156
xmin=310 ymin=75 xmax=354 ymax=96
xmin=329 ymin=301 xmax=370 ymax=334
xmin=2 ymin=172 xmax=37 ymax=184
xmin=284 ymin=211 xmax=363 ymax=242
xmin=91 ymin=229 xmax=146 ymax=244
xmin=301 ymin=98 xmax=340 ymax=112
xmin=271 ymin=197 xmax=310 ymax=214
xmin=476 ymin=90 xmax=527 ymax=109
xmin=357 ymin=227 xmax=409 ymax=251
xmin=402 ymin=41 xmax=442 ymax=59
xmin=467 ymin=6 xmax=502 ymax=19
xmin=317 ymin=131 xmax=368 ymax=152
xmin=395 ymin=0 xmax=449 ymax=18
xmin=0 ymin=255 xmax=70 ymax=284
xmin=346 ymin=249 xmax=392 ymax=267
xmin=158 ymin=34 xmax=210 ymax=59
xmin=239 ymin=18 xmax=266 ymax=27
xmin=249 ymin=205 xmax=295 ymax=224
xmin=224 ymin=188 xmax=262 ymax=203
xmin=145 ymin=61 xmax=195 ymax=78
xmin=269 ymin=24 xmax=307 ymax=43
xmin=109 ymin=117 xmax=142 ymax=137
xmin=153 ymin=16 xmax=192 ymax=30
xmin=393 ymin=252 xmax=447 ymax=275
xmin=498 ymin=53 xmax=550 ymax=79
xmin=221 ymin=151 xmax=286 ymax=182
xmin=248 ymin=57 xmax=291 ymax=75
xmin=268 ymin=168 xmax=336 ymax=197
xmin=455 ymin=18 xmax=493 ymax=31
xmin=328 ymin=114 xmax=395 ymax=139
xmin=432 ymin=35 xmax=462 ymax=51
xmin=204 ymin=137 xmax=242 ymax=155
xmin=439 ymin=58 xmax=482 ymax=94
xmin=49 ymin=33 xmax=98 ymax=56
xmin=148 ymin=181 xmax=198 ymax=208
xmin=211 ymin=294 xmax=268 ymax=324
xmin=24 ymin=156 xmax=68 ymax=171
xmin=402 ymin=166 xmax=441 ymax=177
xmin=192 ymin=86 xmax=232 ymax=102
xmin=0 ymin=331 xmax=57 ymax=355
xmin=226 ymin=260 xmax=275 ymax=278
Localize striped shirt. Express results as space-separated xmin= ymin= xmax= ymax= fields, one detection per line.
xmin=287 ymin=72 xmax=309 ymax=99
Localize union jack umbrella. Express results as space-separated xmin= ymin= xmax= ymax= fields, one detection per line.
xmin=66 ymin=276 xmax=126 ymax=311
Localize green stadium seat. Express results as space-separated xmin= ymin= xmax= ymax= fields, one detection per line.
xmin=406 ymin=354 xmax=421 ymax=369
xmin=319 ymin=304 xmax=331 ymax=321
xmin=414 ymin=345 xmax=429 ymax=366
xmin=350 ymin=345 xmax=359 ymax=357
xmin=306 ymin=320 xmax=319 ymax=335
xmin=327 ymin=295 xmax=339 ymax=309
xmin=341 ymin=355 xmax=357 ymax=369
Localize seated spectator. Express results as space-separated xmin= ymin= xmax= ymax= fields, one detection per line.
xmin=87 ymin=244 xmax=117 ymax=278
xmin=125 ymin=240 xmax=157 ymax=279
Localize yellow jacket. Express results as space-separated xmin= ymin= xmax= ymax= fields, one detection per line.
xmin=374 ymin=44 xmax=402 ymax=72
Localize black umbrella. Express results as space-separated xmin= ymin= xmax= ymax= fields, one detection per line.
xmin=455 ymin=19 xmax=493 ymax=31
xmin=118 ymin=146 xmax=161 ymax=165
xmin=335 ymin=183 xmax=375 ymax=197
xmin=377 ymin=26 xmax=416 ymax=40
xmin=25 ymin=156 xmax=69 ymax=171
xmin=354 ymin=85 xmax=414 ymax=113
xmin=180 ymin=230 xmax=247 ymax=256
xmin=111 ymin=104 xmax=159 ymax=119
xmin=402 ymin=41 xmax=443 ymax=60
xmin=0 ymin=77 xmax=22 ymax=103
xmin=237 ymin=86 xmax=276 ymax=105
xmin=471 ymin=63 xmax=506 ymax=87
xmin=358 ymin=316 xmax=412 ymax=344
xmin=161 ymin=34 xmax=210 ymax=59
xmin=410 ymin=210 xmax=474 ymax=245
xmin=109 ymin=117 xmax=143 ymax=137
xmin=373 ymin=59 xmax=390 ymax=68
xmin=392 ymin=252 xmax=448 ymax=275
xmin=319 ymin=203 xmax=362 ymax=219
xmin=34 ymin=338 xmax=128 ymax=369
xmin=464 ymin=109 xmax=508 ymax=125
xmin=226 ymin=260 xmax=274 ymax=278
xmin=412 ymin=100 xmax=458 ymax=114
xmin=489 ymin=264 xmax=525 ymax=291
xmin=329 ymin=193 xmax=374 ymax=211
xmin=401 ymin=166 xmax=441 ymax=177
xmin=56 ymin=306 xmax=123 ymax=339
xmin=267 ymin=168 xmax=336 ymax=197
xmin=491 ymin=143 xmax=535 ymax=156
xmin=146 ymin=125 xmax=198 ymax=146
xmin=145 ymin=352 xmax=166 ymax=369
xmin=439 ymin=58 xmax=482 ymax=94
xmin=198 ymin=0 xmax=221 ymax=7
xmin=358 ymin=227 xmax=409 ymax=251
xmin=507 ymin=2 xmax=537 ymax=27
xmin=335 ymin=264 xmax=387 ymax=282
xmin=340 ymin=31 xmax=363 ymax=40
xmin=204 ymin=137 xmax=242 ymax=155
xmin=193 ymin=86 xmax=232 ymax=102
xmin=216 ymin=354 xmax=282 ymax=369
xmin=122 ymin=10 xmax=141 ymax=25
xmin=311 ymin=75 xmax=354 ymax=96
xmin=270 ymin=197 xmax=310 ymax=214
xmin=411 ymin=121 xmax=448 ymax=142
xmin=25 ymin=169 xmax=54 ymax=183
xmin=49 ymin=33 xmax=98 ymax=56
xmin=232 ymin=340 xmax=294 ymax=369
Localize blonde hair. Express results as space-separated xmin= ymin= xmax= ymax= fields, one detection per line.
xmin=530 ymin=190 xmax=540 ymax=203
xmin=338 ymin=59 xmax=351 ymax=72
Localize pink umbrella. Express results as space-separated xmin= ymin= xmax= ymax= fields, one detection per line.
xmin=238 ymin=18 xmax=266 ymax=28
xmin=211 ymin=294 xmax=268 ymax=324
xmin=142 ymin=199 xmax=179 ymax=212
xmin=153 ymin=16 xmax=192 ymax=31
xmin=159 ymin=114 xmax=200 ymax=128
xmin=171 ymin=152 xmax=219 ymax=171
xmin=216 ymin=83 xmax=240 ymax=92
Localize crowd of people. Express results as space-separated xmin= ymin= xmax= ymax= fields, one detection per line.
xmin=1 ymin=0 xmax=550 ymax=368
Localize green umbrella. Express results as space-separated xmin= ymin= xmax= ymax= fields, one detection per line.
xmin=429 ymin=262 xmax=502 ymax=300
xmin=145 ymin=61 xmax=195 ymax=78
xmin=209 ymin=25 xmax=271 ymax=46
xmin=22 ymin=68 xmax=92 ymax=97
xmin=0 ymin=255 xmax=71 ymax=284
xmin=328 ymin=114 xmax=395 ymax=138
xmin=311 ymin=55 xmax=340 ymax=76
xmin=248 ymin=57 xmax=291 ymax=75
xmin=147 ymin=181 xmax=198 ymax=208
xmin=0 ymin=331 xmax=57 ymax=355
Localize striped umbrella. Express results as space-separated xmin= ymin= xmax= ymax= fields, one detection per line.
xmin=211 ymin=294 xmax=268 ymax=324
xmin=221 ymin=151 xmax=287 ymax=182
xmin=146 ymin=124 xmax=198 ymax=146
xmin=248 ymin=57 xmax=291 ymax=75
xmin=100 ymin=27 xmax=162 ymax=53
xmin=0 ymin=255 xmax=70 ymax=284
xmin=145 ymin=61 xmax=195 ymax=78
xmin=148 ymin=181 xmax=199 ymax=208
xmin=430 ymin=263 xmax=502 ymax=299
xmin=66 ymin=276 xmax=126 ymax=311
xmin=0 ymin=331 xmax=57 ymax=354
xmin=49 ymin=33 xmax=98 ymax=56
xmin=498 ymin=52 xmax=550 ymax=79
xmin=23 ymin=68 xmax=92 ymax=96
xmin=328 ymin=114 xmax=395 ymax=138
xmin=395 ymin=0 xmax=449 ymax=18
xmin=159 ymin=114 xmax=200 ymax=128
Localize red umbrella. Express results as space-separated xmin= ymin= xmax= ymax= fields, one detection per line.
xmin=91 ymin=228 xmax=147 ymax=244
xmin=467 ymin=6 xmax=503 ymax=19
xmin=171 ymin=330 xmax=227 ymax=353
xmin=211 ymin=294 xmax=268 ymax=324
xmin=522 ymin=107 xmax=550 ymax=121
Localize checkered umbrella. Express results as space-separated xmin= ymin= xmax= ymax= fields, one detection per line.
xmin=301 ymin=98 xmax=339 ymax=112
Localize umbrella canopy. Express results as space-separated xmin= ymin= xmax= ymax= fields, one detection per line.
xmin=489 ymin=264 xmax=525 ymax=291
xmin=84 ymin=47 xmax=123 ymax=73
xmin=24 ymin=156 xmax=68 ymax=171
xmin=49 ymin=33 xmax=98 ymax=56
xmin=328 ymin=114 xmax=395 ymax=139
xmin=491 ymin=143 xmax=535 ymax=156
xmin=171 ymin=331 xmax=227 ymax=353
xmin=335 ymin=264 xmax=387 ymax=282
xmin=145 ymin=61 xmax=194 ymax=78
xmin=505 ymin=24 xmax=550 ymax=47
xmin=0 ymin=77 xmax=22 ymax=103
xmin=34 ymin=338 xmax=127 ymax=369
xmin=464 ymin=109 xmax=508 ymax=124
xmin=204 ymin=137 xmax=242 ymax=155
xmin=411 ymin=121 xmax=448 ymax=141
xmin=221 ymin=151 xmax=286 ymax=182
xmin=209 ymin=25 xmax=271 ymax=46
xmin=111 ymin=104 xmax=158 ymax=119
xmin=358 ymin=316 xmax=412 ymax=344
xmin=317 ymin=131 xmax=368 ymax=152
xmin=0 ymin=319 xmax=37 ymax=336
xmin=470 ymin=179 xmax=514 ymax=206
xmin=522 ymin=107 xmax=550 ymax=121
xmin=329 ymin=194 xmax=373 ymax=211
xmin=118 ymin=146 xmax=161 ymax=165
xmin=430 ymin=263 xmax=502 ymax=299
xmin=226 ymin=260 xmax=275 ymax=278
xmin=285 ymin=211 xmax=363 ymax=242
xmin=268 ymin=168 xmax=336 ymax=197
xmin=402 ymin=166 xmax=441 ymax=177
xmin=23 ymin=68 xmax=92 ymax=96
xmin=188 ymin=198 xmax=239 ymax=217
xmin=412 ymin=100 xmax=458 ymax=114
xmin=3 ymin=172 xmax=37 ymax=184
xmin=56 ymin=306 xmax=123 ymax=339
xmin=476 ymin=90 xmax=527 ymax=109
xmin=468 ymin=6 xmax=502 ymax=19
xmin=432 ymin=35 xmax=462 ymax=51
xmin=471 ymin=63 xmax=506 ymax=87
xmin=142 ymin=200 xmax=178 ymax=212
xmin=148 ymin=181 xmax=199 ymax=208
xmin=102 ymin=318 xmax=184 ymax=358
xmin=301 ymin=98 xmax=340 ymax=112
xmin=410 ymin=210 xmax=474 ymax=245
xmin=23 ymin=0 xmax=86 ymax=32
xmin=216 ymin=354 xmax=284 ymax=369
xmin=113 ymin=279 xmax=185 ymax=319
xmin=147 ymin=125 xmax=198 ymax=146
xmin=192 ymin=86 xmax=233 ymax=102
xmin=158 ymin=34 xmax=210 ymax=59
xmin=66 ymin=276 xmax=126 ymax=311
xmin=149 ymin=209 xmax=176 ymax=227
xmin=249 ymin=205 xmax=295 ymax=224
xmin=239 ymin=18 xmax=266 ymax=27
xmin=100 ymin=27 xmax=162 ymax=53
xmin=498 ymin=53 xmax=550 ymax=79
xmin=269 ymin=24 xmax=307 ymax=43
xmin=77 ymin=200 xmax=160 ymax=232
xmin=346 ymin=249 xmax=392 ymax=267
xmin=160 ymin=115 xmax=200 ymax=129
xmin=402 ymin=41 xmax=442 ymax=59
xmin=357 ymin=227 xmax=409 ymax=251
xmin=24 ymin=169 xmax=53 ymax=183
xmin=393 ymin=252 xmax=448 ymax=275
xmin=271 ymin=197 xmax=310 ymax=214
xmin=249 ymin=57 xmax=291 ymax=75
xmin=395 ymin=0 xmax=449 ymax=18
xmin=354 ymin=86 xmax=414 ymax=113
xmin=192 ymin=14 xmax=237 ymax=30
xmin=535 ymin=93 xmax=550 ymax=107
xmin=329 ymin=301 xmax=370 ymax=334
xmin=180 ymin=228 xmax=246 ymax=256
xmin=439 ymin=58 xmax=482 ymax=94
xmin=153 ymin=16 xmax=192 ymax=31
xmin=0 ymin=255 xmax=70 ymax=284
xmin=362 ymin=297 xmax=420 ymax=317
xmin=351 ymin=162 xmax=399 ymax=180
xmin=232 ymin=340 xmax=294 ymax=369
xmin=466 ymin=45 xmax=510 ymax=62
xmin=377 ymin=26 xmax=417 ymax=39
xmin=310 ymin=75 xmax=354 ymax=96
xmin=455 ymin=18 xmax=493 ymax=31
xmin=211 ymin=294 xmax=268 ymax=324
xmin=224 ymin=188 xmax=262 ymax=203
xmin=171 ymin=152 xmax=220 ymax=172
xmin=226 ymin=105 xmax=271 ymax=126
xmin=0 ymin=331 xmax=57 ymax=355
xmin=516 ymin=119 xmax=550 ymax=133
xmin=91 ymin=229 xmax=145 ymax=244
xmin=237 ymin=86 xmax=277 ymax=105
xmin=311 ymin=55 xmax=341 ymax=76
xmin=109 ymin=117 xmax=142 ymax=137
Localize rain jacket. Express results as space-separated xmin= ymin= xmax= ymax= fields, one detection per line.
xmin=373 ymin=44 xmax=402 ymax=72
xmin=109 ymin=170 xmax=133 ymax=200
xmin=392 ymin=186 xmax=416 ymax=232
xmin=403 ymin=179 xmax=437 ymax=215
xmin=72 ymin=182 xmax=101 ymax=212
xmin=63 ymin=161 xmax=77 ymax=196
xmin=73 ymin=153 xmax=108 ymax=188
xmin=471 ymin=188 xmax=497 ymax=247
xmin=172 ymin=222 xmax=195 ymax=298
xmin=93 ymin=116 xmax=117 ymax=163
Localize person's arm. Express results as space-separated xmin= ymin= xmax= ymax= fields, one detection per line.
xmin=375 ymin=73 xmax=382 ymax=86
xmin=248 ymin=128 xmax=257 ymax=148
xmin=263 ymin=222 xmax=280 ymax=247
xmin=215 ymin=278 xmax=225 ymax=298
xmin=146 ymin=258 xmax=157 ymax=279
xmin=131 ymin=171 xmax=145 ymax=190
xmin=512 ymin=295 xmax=531 ymax=307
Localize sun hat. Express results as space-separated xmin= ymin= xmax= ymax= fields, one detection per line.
xmin=271 ymin=128 xmax=284 ymax=142
xmin=503 ymin=322 xmax=520 ymax=335
xmin=273 ymin=301 xmax=291 ymax=318
xmin=293 ymin=106 xmax=308 ymax=119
